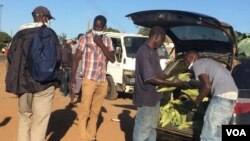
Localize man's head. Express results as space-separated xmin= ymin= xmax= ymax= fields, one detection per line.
xmin=77 ymin=33 xmax=84 ymax=40
xmin=92 ymin=15 xmax=107 ymax=36
xmin=148 ymin=26 xmax=165 ymax=50
xmin=183 ymin=51 xmax=200 ymax=69
xmin=32 ymin=6 xmax=54 ymax=24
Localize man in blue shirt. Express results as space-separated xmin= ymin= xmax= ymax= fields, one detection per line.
xmin=133 ymin=26 xmax=188 ymax=141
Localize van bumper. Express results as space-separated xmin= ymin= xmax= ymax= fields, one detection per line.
xmin=125 ymin=85 xmax=134 ymax=93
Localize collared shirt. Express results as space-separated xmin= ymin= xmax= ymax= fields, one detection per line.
xmin=77 ymin=33 xmax=114 ymax=82
xmin=19 ymin=22 xmax=44 ymax=30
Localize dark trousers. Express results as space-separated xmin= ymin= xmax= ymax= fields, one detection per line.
xmin=60 ymin=67 xmax=71 ymax=97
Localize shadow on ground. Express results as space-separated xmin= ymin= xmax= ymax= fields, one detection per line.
xmin=118 ymin=92 xmax=133 ymax=99
xmin=97 ymin=107 xmax=107 ymax=131
xmin=0 ymin=117 xmax=11 ymax=127
xmin=118 ymin=109 xmax=135 ymax=141
xmin=46 ymin=108 xmax=77 ymax=141
xmin=113 ymin=104 xmax=136 ymax=111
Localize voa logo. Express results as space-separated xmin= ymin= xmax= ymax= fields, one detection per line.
xmin=226 ymin=129 xmax=246 ymax=136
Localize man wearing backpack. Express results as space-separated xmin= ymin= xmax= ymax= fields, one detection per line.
xmin=5 ymin=6 xmax=61 ymax=141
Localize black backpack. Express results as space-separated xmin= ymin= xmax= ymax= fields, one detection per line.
xmin=26 ymin=25 xmax=59 ymax=82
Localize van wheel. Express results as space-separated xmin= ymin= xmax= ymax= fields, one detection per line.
xmin=105 ymin=75 xmax=118 ymax=100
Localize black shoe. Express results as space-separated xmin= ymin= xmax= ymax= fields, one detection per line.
xmin=65 ymin=103 xmax=76 ymax=109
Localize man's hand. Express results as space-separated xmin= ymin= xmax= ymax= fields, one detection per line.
xmin=182 ymin=100 xmax=198 ymax=112
xmin=175 ymin=81 xmax=192 ymax=90
xmin=189 ymin=79 xmax=202 ymax=88
xmin=93 ymin=34 xmax=104 ymax=48
xmin=175 ymin=79 xmax=201 ymax=90
xmin=68 ymin=78 xmax=76 ymax=92
xmin=170 ymin=76 xmax=192 ymax=89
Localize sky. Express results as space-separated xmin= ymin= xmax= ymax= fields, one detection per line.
xmin=0 ymin=0 xmax=250 ymax=39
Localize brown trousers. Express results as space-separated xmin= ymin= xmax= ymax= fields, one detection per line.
xmin=77 ymin=78 xmax=108 ymax=141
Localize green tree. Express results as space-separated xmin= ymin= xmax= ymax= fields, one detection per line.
xmin=235 ymin=31 xmax=250 ymax=43
xmin=58 ymin=33 xmax=67 ymax=46
xmin=86 ymin=27 xmax=120 ymax=34
xmin=104 ymin=27 xmax=120 ymax=33
xmin=0 ymin=32 xmax=11 ymax=49
xmin=137 ymin=27 xmax=150 ymax=36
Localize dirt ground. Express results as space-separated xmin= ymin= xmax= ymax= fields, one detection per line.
xmin=0 ymin=59 xmax=137 ymax=141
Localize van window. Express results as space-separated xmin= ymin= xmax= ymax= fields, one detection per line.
xmin=158 ymin=45 xmax=169 ymax=59
xmin=111 ymin=38 xmax=122 ymax=49
xmin=110 ymin=38 xmax=123 ymax=63
xmin=171 ymin=26 xmax=230 ymax=42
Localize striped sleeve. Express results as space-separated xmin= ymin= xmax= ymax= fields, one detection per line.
xmin=77 ymin=35 xmax=87 ymax=52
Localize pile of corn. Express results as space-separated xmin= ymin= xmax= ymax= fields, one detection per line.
xmin=159 ymin=96 xmax=192 ymax=129
xmin=157 ymin=73 xmax=198 ymax=96
xmin=157 ymin=73 xmax=208 ymax=129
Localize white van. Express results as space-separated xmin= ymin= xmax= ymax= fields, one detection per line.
xmin=105 ymin=32 xmax=170 ymax=100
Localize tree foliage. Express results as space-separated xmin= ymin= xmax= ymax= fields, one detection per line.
xmin=0 ymin=32 xmax=11 ymax=49
xmin=235 ymin=31 xmax=250 ymax=43
xmin=86 ymin=27 xmax=120 ymax=34
xmin=137 ymin=27 xmax=150 ymax=36
xmin=104 ymin=27 xmax=120 ymax=33
xmin=58 ymin=33 xmax=67 ymax=46
xmin=238 ymin=37 xmax=250 ymax=57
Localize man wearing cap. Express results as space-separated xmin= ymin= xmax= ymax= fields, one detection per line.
xmin=5 ymin=6 xmax=61 ymax=141
xmin=20 ymin=6 xmax=55 ymax=30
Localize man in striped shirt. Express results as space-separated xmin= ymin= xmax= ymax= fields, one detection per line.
xmin=69 ymin=15 xmax=115 ymax=141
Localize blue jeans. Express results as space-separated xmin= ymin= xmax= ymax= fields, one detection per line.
xmin=200 ymin=96 xmax=236 ymax=141
xmin=133 ymin=101 xmax=160 ymax=141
